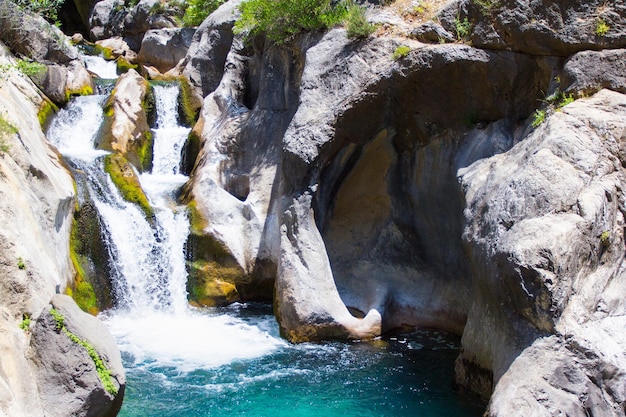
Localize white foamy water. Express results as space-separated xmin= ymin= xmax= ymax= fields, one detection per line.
xmin=104 ymin=310 xmax=286 ymax=373
xmin=47 ymin=95 xmax=109 ymax=161
xmin=83 ymin=55 xmax=119 ymax=79
xmin=151 ymin=84 xmax=191 ymax=176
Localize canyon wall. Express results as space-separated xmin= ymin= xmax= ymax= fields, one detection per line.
xmin=181 ymin=0 xmax=626 ymax=414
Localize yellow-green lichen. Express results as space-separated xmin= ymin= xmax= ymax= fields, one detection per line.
xmin=37 ymin=98 xmax=59 ymax=129
xmin=116 ymin=57 xmax=138 ymax=75
xmin=65 ymin=83 xmax=94 ymax=103
xmin=104 ymin=153 xmax=154 ymax=218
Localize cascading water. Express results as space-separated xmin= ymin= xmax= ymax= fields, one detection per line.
xmin=48 ymin=71 xmax=484 ymax=416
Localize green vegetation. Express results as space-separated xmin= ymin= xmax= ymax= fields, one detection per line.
xmin=186 ymin=260 xmax=241 ymax=307
xmin=183 ymin=0 xmax=224 ymax=26
xmin=38 ymin=98 xmax=59 ymax=129
xmin=0 ymin=59 xmax=46 ymax=82
xmin=557 ymin=93 xmax=575 ymax=109
xmin=19 ymin=315 xmax=31 ymax=332
xmin=234 ymin=0 xmax=347 ymax=43
xmin=600 ymin=230 xmax=610 ymax=247
xmin=49 ymin=308 xmax=118 ymax=395
xmin=472 ymin=0 xmax=500 ymax=15
xmin=177 ymin=77 xmax=201 ymax=127
xmin=531 ymin=108 xmax=546 ymax=128
xmin=596 ymin=18 xmax=610 ymax=37
xmin=344 ymin=3 xmax=375 ymax=39
xmin=68 ymin=217 xmax=98 ymax=315
xmin=12 ymin=0 xmax=65 ymax=25
xmin=115 ymin=56 xmax=138 ymax=75
xmin=393 ymin=45 xmax=411 ymax=59
xmin=0 ymin=114 xmax=17 ymax=154
xmin=104 ymin=153 xmax=154 ymax=218
xmin=454 ymin=16 xmax=472 ymax=40
xmin=17 ymin=257 xmax=26 ymax=270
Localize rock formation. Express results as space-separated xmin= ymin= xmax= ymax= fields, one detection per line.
xmin=0 ymin=40 xmax=124 ymax=416
xmin=179 ymin=0 xmax=626 ymax=414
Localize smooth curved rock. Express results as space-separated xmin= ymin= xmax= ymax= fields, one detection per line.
xmin=137 ymin=27 xmax=194 ymax=73
xmin=182 ymin=0 xmax=242 ymax=99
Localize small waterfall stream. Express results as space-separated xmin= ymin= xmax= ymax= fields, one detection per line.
xmin=47 ymin=67 xmax=484 ymax=416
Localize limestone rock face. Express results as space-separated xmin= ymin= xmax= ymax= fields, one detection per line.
xmin=459 ymin=89 xmax=626 ymax=414
xmin=137 ymin=27 xmax=195 ymax=73
xmin=439 ymin=0 xmax=626 ymax=56
xmin=182 ymin=0 xmax=242 ymax=99
xmin=29 ymin=295 xmax=125 ymax=417
xmin=0 ymin=42 xmax=123 ymax=417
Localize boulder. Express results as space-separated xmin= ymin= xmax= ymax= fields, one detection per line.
xmin=137 ymin=27 xmax=195 ymax=73
xmin=182 ymin=0 xmax=242 ymax=99
xmin=29 ymin=295 xmax=125 ymax=417
xmin=0 ymin=0 xmax=79 ymax=63
xmin=97 ymin=68 xmax=153 ymax=171
xmin=561 ymin=48 xmax=626 ymax=96
xmin=96 ymin=36 xmax=138 ymax=62
xmin=89 ymin=0 xmax=179 ymax=51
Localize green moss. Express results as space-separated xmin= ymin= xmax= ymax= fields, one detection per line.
xmin=94 ymin=45 xmax=115 ymax=61
xmin=177 ymin=77 xmax=201 ymax=127
xmin=17 ymin=257 xmax=26 ymax=270
xmin=37 ymin=98 xmax=59 ymax=129
xmin=133 ymin=129 xmax=154 ymax=172
xmin=68 ymin=217 xmax=98 ymax=315
xmin=600 ymin=230 xmax=610 ymax=247
xmin=0 ymin=114 xmax=17 ymax=153
xmin=187 ymin=200 xmax=208 ymax=235
xmin=104 ymin=153 xmax=154 ymax=218
xmin=116 ymin=57 xmax=138 ymax=75
xmin=49 ymin=308 xmax=118 ymax=395
xmin=65 ymin=83 xmax=94 ymax=103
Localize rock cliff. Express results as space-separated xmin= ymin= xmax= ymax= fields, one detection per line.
xmin=179 ymin=0 xmax=626 ymax=414
xmin=0 ymin=40 xmax=124 ymax=417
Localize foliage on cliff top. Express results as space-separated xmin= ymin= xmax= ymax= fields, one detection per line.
xmin=234 ymin=0 xmax=348 ymax=43
xmin=183 ymin=0 xmax=224 ymax=26
xmin=10 ymin=0 xmax=65 ymax=25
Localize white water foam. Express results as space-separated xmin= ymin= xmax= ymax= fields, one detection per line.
xmin=104 ymin=310 xmax=286 ymax=373
xmin=83 ymin=55 xmax=119 ymax=79
xmin=47 ymin=95 xmax=109 ymax=161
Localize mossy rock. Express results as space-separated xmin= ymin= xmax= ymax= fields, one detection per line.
xmin=68 ymin=201 xmax=115 ymax=314
xmin=64 ymin=83 xmax=94 ymax=103
xmin=181 ymin=120 xmax=202 ymax=175
xmin=116 ymin=56 xmax=139 ymax=75
xmin=104 ymin=153 xmax=154 ymax=219
xmin=97 ymin=73 xmax=154 ymax=172
xmin=38 ymin=98 xmax=59 ymax=129
xmin=177 ymin=76 xmax=201 ymax=127
xmin=186 ymin=260 xmax=242 ymax=307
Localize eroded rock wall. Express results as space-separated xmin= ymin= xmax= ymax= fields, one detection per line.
xmin=0 ymin=42 xmax=124 ymax=417
xmin=181 ymin=0 xmax=626 ymax=413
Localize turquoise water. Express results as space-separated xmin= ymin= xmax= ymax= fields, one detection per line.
xmin=113 ymin=304 xmax=484 ymax=417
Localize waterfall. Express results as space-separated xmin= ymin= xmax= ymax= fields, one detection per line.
xmin=83 ymin=55 xmax=119 ymax=79
xmin=47 ymin=80 xmax=284 ymax=375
